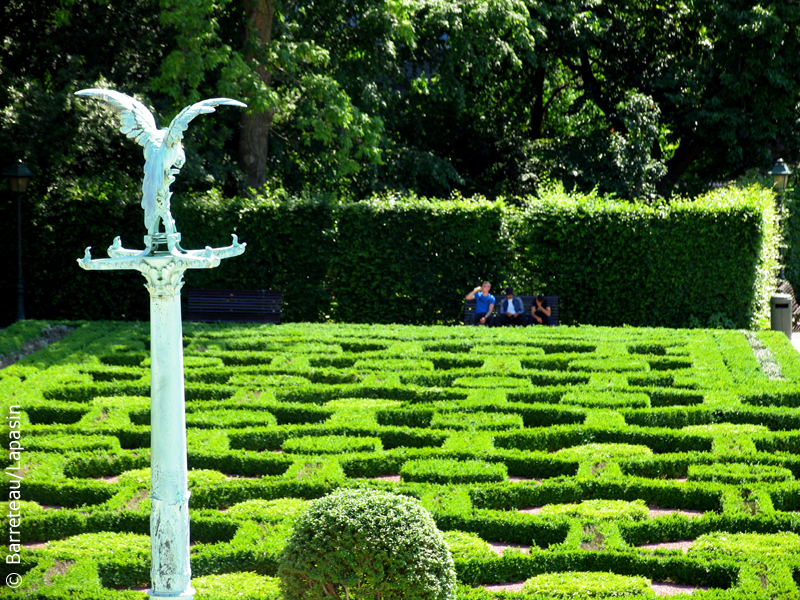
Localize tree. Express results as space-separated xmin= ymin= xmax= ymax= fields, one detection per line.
xmin=153 ymin=0 xmax=388 ymax=194
xmin=524 ymin=0 xmax=800 ymax=197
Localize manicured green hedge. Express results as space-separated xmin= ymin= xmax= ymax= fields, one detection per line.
xmin=1 ymin=185 xmax=778 ymax=327
xmin=330 ymin=195 xmax=511 ymax=324
xmin=9 ymin=321 xmax=800 ymax=599
xmin=176 ymin=190 xmax=335 ymax=324
xmin=400 ymin=459 xmax=508 ymax=484
xmin=512 ymin=185 xmax=778 ymax=328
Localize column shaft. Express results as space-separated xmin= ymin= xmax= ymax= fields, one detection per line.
xmin=149 ymin=289 xmax=193 ymax=598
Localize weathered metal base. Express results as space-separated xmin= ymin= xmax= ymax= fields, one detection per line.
xmin=147 ymin=587 xmax=195 ymax=599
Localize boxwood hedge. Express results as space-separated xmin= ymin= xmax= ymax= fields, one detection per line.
xmin=5 ymin=321 xmax=800 ymax=599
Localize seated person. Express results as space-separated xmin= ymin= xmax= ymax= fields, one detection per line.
xmin=531 ymin=294 xmax=551 ymax=325
xmin=497 ymin=287 xmax=525 ymax=326
xmin=466 ymin=281 xmax=495 ymax=325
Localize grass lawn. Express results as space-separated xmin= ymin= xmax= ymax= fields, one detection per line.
xmin=4 ymin=320 xmax=800 ymax=599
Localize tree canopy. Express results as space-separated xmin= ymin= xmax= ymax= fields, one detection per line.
xmin=2 ymin=0 xmax=799 ymax=201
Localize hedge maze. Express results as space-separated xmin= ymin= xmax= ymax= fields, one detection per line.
xmin=5 ymin=321 xmax=800 ymax=599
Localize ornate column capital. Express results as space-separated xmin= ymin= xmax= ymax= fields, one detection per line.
xmin=139 ymin=258 xmax=187 ymax=298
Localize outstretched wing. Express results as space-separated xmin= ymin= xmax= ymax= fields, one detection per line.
xmin=75 ymin=89 xmax=158 ymax=147
xmin=164 ymin=98 xmax=247 ymax=149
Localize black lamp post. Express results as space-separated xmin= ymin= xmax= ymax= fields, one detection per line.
xmin=771 ymin=159 xmax=792 ymax=281
xmin=5 ymin=162 xmax=33 ymax=321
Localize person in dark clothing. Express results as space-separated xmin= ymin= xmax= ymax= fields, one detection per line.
xmin=497 ymin=287 xmax=525 ymax=326
xmin=531 ymin=294 xmax=551 ymax=325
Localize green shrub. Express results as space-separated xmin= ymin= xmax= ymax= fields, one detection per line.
xmin=555 ymin=443 xmax=653 ymax=462
xmin=521 ymin=571 xmax=655 ymax=598
xmin=452 ymin=376 xmax=533 ymax=389
xmin=282 ymin=435 xmax=383 ymax=455
xmin=688 ymin=531 xmax=800 ymax=561
xmin=568 ymin=358 xmax=651 ymax=373
xmin=400 ymin=459 xmax=508 ymax=484
xmin=539 ymin=499 xmax=650 ymax=522
xmin=278 ymin=488 xmax=456 ymax=600
xmin=514 ymin=185 xmax=777 ymax=328
xmin=185 ymin=409 xmax=278 ymax=429
xmin=561 ymin=391 xmax=650 ymax=410
xmin=330 ymin=196 xmax=509 ymax=325
xmin=442 ymin=530 xmax=497 ymax=561
xmin=688 ymin=463 xmax=794 ymax=484
xmin=431 ymin=411 xmax=524 ymax=431
xmin=192 ymin=573 xmax=282 ymax=600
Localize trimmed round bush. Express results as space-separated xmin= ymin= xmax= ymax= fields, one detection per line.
xmin=521 ymin=571 xmax=655 ymax=598
xmin=400 ymin=458 xmax=508 ymax=484
xmin=278 ymin=488 xmax=456 ymax=600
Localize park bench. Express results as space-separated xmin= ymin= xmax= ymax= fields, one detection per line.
xmin=464 ymin=295 xmax=559 ymax=326
xmin=777 ymin=281 xmax=800 ymax=332
xmin=186 ymin=289 xmax=282 ymax=323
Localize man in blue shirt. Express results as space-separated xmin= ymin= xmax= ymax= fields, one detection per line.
xmin=466 ymin=281 xmax=495 ymax=325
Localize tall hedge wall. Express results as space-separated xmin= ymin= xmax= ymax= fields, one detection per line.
xmin=329 ymin=196 xmax=510 ymax=324
xmin=0 ymin=177 xmax=151 ymax=324
xmin=0 ymin=184 xmax=778 ymax=328
xmin=512 ymin=186 xmax=778 ymax=328
xmin=175 ymin=190 xmax=334 ymax=323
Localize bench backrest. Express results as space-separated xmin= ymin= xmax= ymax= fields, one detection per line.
xmin=464 ymin=295 xmax=559 ymax=326
xmin=777 ymin=281 xmax=800 ymax=333
xmin=186 ymin=289 xmax=282 ymax=323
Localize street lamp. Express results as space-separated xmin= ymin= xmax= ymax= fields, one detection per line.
xmin=770 ymin=159 xmax=793 ymax=285
xmin=772 ymin=158 xmax=792 ymax=195
xmin=4 ymin=162 xmax=33 ymax=321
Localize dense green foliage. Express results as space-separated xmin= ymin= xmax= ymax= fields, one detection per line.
xmin=6 ymin=322 xmax=800 ymax=598
xmin=176 ymin=190 xmax=335 ymax=323
xmin=513 ymin=184 xmax=779 ymax=328
xmin=278 ymin=488 xmax=456 ymax=600
xmin=3 ymin=0 xmax=800 ymax=204
xmin=330 ymin=196 xmax=509 ymax=324
xmin=0 ymin=185 xmax=778 ymax=328
xmin=521 ymin=571 xmax=655 ymax=599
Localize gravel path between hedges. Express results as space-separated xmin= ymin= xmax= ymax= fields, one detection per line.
xmin=0 ymin=324 xmax=73 ymax=368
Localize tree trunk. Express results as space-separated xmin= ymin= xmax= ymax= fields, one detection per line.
xmin=658 ymin=133 xmax=704 ymax=195
xmin=239 ymin=0 xmax=276 ymax=191
xmin=529 ymin=66 xmax=546 ymax=139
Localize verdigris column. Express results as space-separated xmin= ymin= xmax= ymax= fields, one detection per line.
xmin=74 ymin=89 xmax=246 ymax=599
xmin=144 ymin=257 xmax=191 ymax=596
